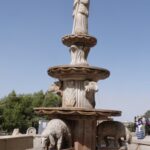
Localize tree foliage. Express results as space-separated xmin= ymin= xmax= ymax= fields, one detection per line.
xmin=144 ymin=110 xmax=150 ymax=119
xmin=144 ymin=110 xmax=150 ymax=135
xmin=0 ymin=90 xmax=61 ymax=133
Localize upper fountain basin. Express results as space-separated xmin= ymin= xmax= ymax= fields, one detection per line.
xmin=48 ymin=65 xmax=110 ymax=81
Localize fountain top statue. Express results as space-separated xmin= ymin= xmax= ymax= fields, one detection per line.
xmin=72 ymin=0 xmax=90 ymax=35
xmin=62 ymin=0 xmax=96 ymax=48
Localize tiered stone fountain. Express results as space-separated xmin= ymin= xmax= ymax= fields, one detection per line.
xmin=35 ymin=0 xmax=121 ymax=150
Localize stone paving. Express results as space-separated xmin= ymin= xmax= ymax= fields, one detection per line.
xmin=128 ymin=135 xmax=150 ymax=150
xmin=26 ymin=135 xmax=150 ymax=150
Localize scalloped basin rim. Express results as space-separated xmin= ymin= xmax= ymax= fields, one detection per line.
xmin=48 ymin=65 xmax=110 ymax=71
xmin=34 ymin=107 xmax=121 ymax=117
xmin=47 ymin=65 xmax=110 ymax=81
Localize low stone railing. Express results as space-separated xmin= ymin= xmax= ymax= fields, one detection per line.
xmin=0 ymin=135 xmax=33 ymax=150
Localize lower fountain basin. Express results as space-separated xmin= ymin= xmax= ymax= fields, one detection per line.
xmin=34 ymin=107 xmax=121 ymax=120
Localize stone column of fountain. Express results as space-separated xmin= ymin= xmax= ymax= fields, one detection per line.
xmin=35 ymin=0 xmax=121 ymax=150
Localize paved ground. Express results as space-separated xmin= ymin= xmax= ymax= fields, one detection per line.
xmin=128 ymin=135 xmax=150 ymax=150
xmin=27 ymin=135 xmax=150 ymax=150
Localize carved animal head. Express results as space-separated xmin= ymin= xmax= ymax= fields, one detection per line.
xmin=48 ymin=81 xmax=63 ymax=97
xmin=48 ymin=81 xmax=61 ymax=92
xmin=84 ymin=81 xmax=98 ymax=108
xmin=84 ymin=81 xmax=98 ymax=92
xmin=41 ymin=135 xmax=56 ymax=150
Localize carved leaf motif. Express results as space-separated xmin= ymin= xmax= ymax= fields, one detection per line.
xmin=63 ymin=81 xmax=76 ymax=107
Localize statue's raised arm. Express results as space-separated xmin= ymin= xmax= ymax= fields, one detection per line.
xmin=72 ymin=0 xmax=90 ymax=35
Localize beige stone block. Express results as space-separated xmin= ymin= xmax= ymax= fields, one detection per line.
xmin=0 ymin=135 xmax=33 ymax=150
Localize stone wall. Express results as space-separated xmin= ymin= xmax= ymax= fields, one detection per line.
xmin=0 ymin=135 xmax=33 ymax=150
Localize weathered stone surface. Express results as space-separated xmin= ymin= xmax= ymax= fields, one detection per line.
xmin=34 ymin=107 xmax=121 ymax=120
xmin=48 ymin=80 xmax=63 ymax=97
xmin=62 ymin=34 xmax=97 ymax=47
xmin=26 ymin=127 xmax=36 ymax=136
xmin=62 ymin=80 xmax=98 ymax=108
xmin=70 ymin=45 xmax=90 ymax=66
xmin=97 ymin=121 xmax=131 ymax=149
xmin=34 ymin=0 xmax=122 ymax=149
xmin=41 ymin=119 xmax=72 ymax=150
xmin=127 ymin=136 xmax=150 ymax=150
xmin=0 ymin=135 xmax=33 ymax=150
xmin=72 ymin=0 xmax=89 ymax=35
xmin=48 ymin=65 xmax=110 ymax=81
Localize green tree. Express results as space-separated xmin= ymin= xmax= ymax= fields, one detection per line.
xmin=144 ymin=110 xmax=150 ymax=118
xmin=32 ymin=90 xmax=45 ymax=107
xmin=144 ymin=110 xmax=150 ymax=135
xmin=43 ymin=92 xmax=61 ymax=107
xmin=127 ymin=122 xmax=135 ymax=132
xmin=0 ymin=90 xmax=61 ymax=134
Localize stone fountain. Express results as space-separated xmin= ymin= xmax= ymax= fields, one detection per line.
xmin=35 ymin=0 xmax=121 ymax=150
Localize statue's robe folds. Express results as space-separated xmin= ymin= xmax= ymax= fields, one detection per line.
xmin=72 ymin=0 xmax=89 ymax=35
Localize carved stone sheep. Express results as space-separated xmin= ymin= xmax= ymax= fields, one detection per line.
xmin=48 ymin=81 xmax=63 ymax=97
xmin=84 ymin=81 xmax=98 ymax=108
xmin=97 ymin=121 xmax=132 ymax=148
xmin=41 ymin=119 xmax=72 ymax=150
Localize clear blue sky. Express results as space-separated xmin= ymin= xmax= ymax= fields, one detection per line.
xmin=0 ymin=0 xmax=150 ymax=122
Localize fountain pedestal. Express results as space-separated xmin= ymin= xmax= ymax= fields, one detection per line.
xmin=34 ymin=1 xmax=122 ymax=149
